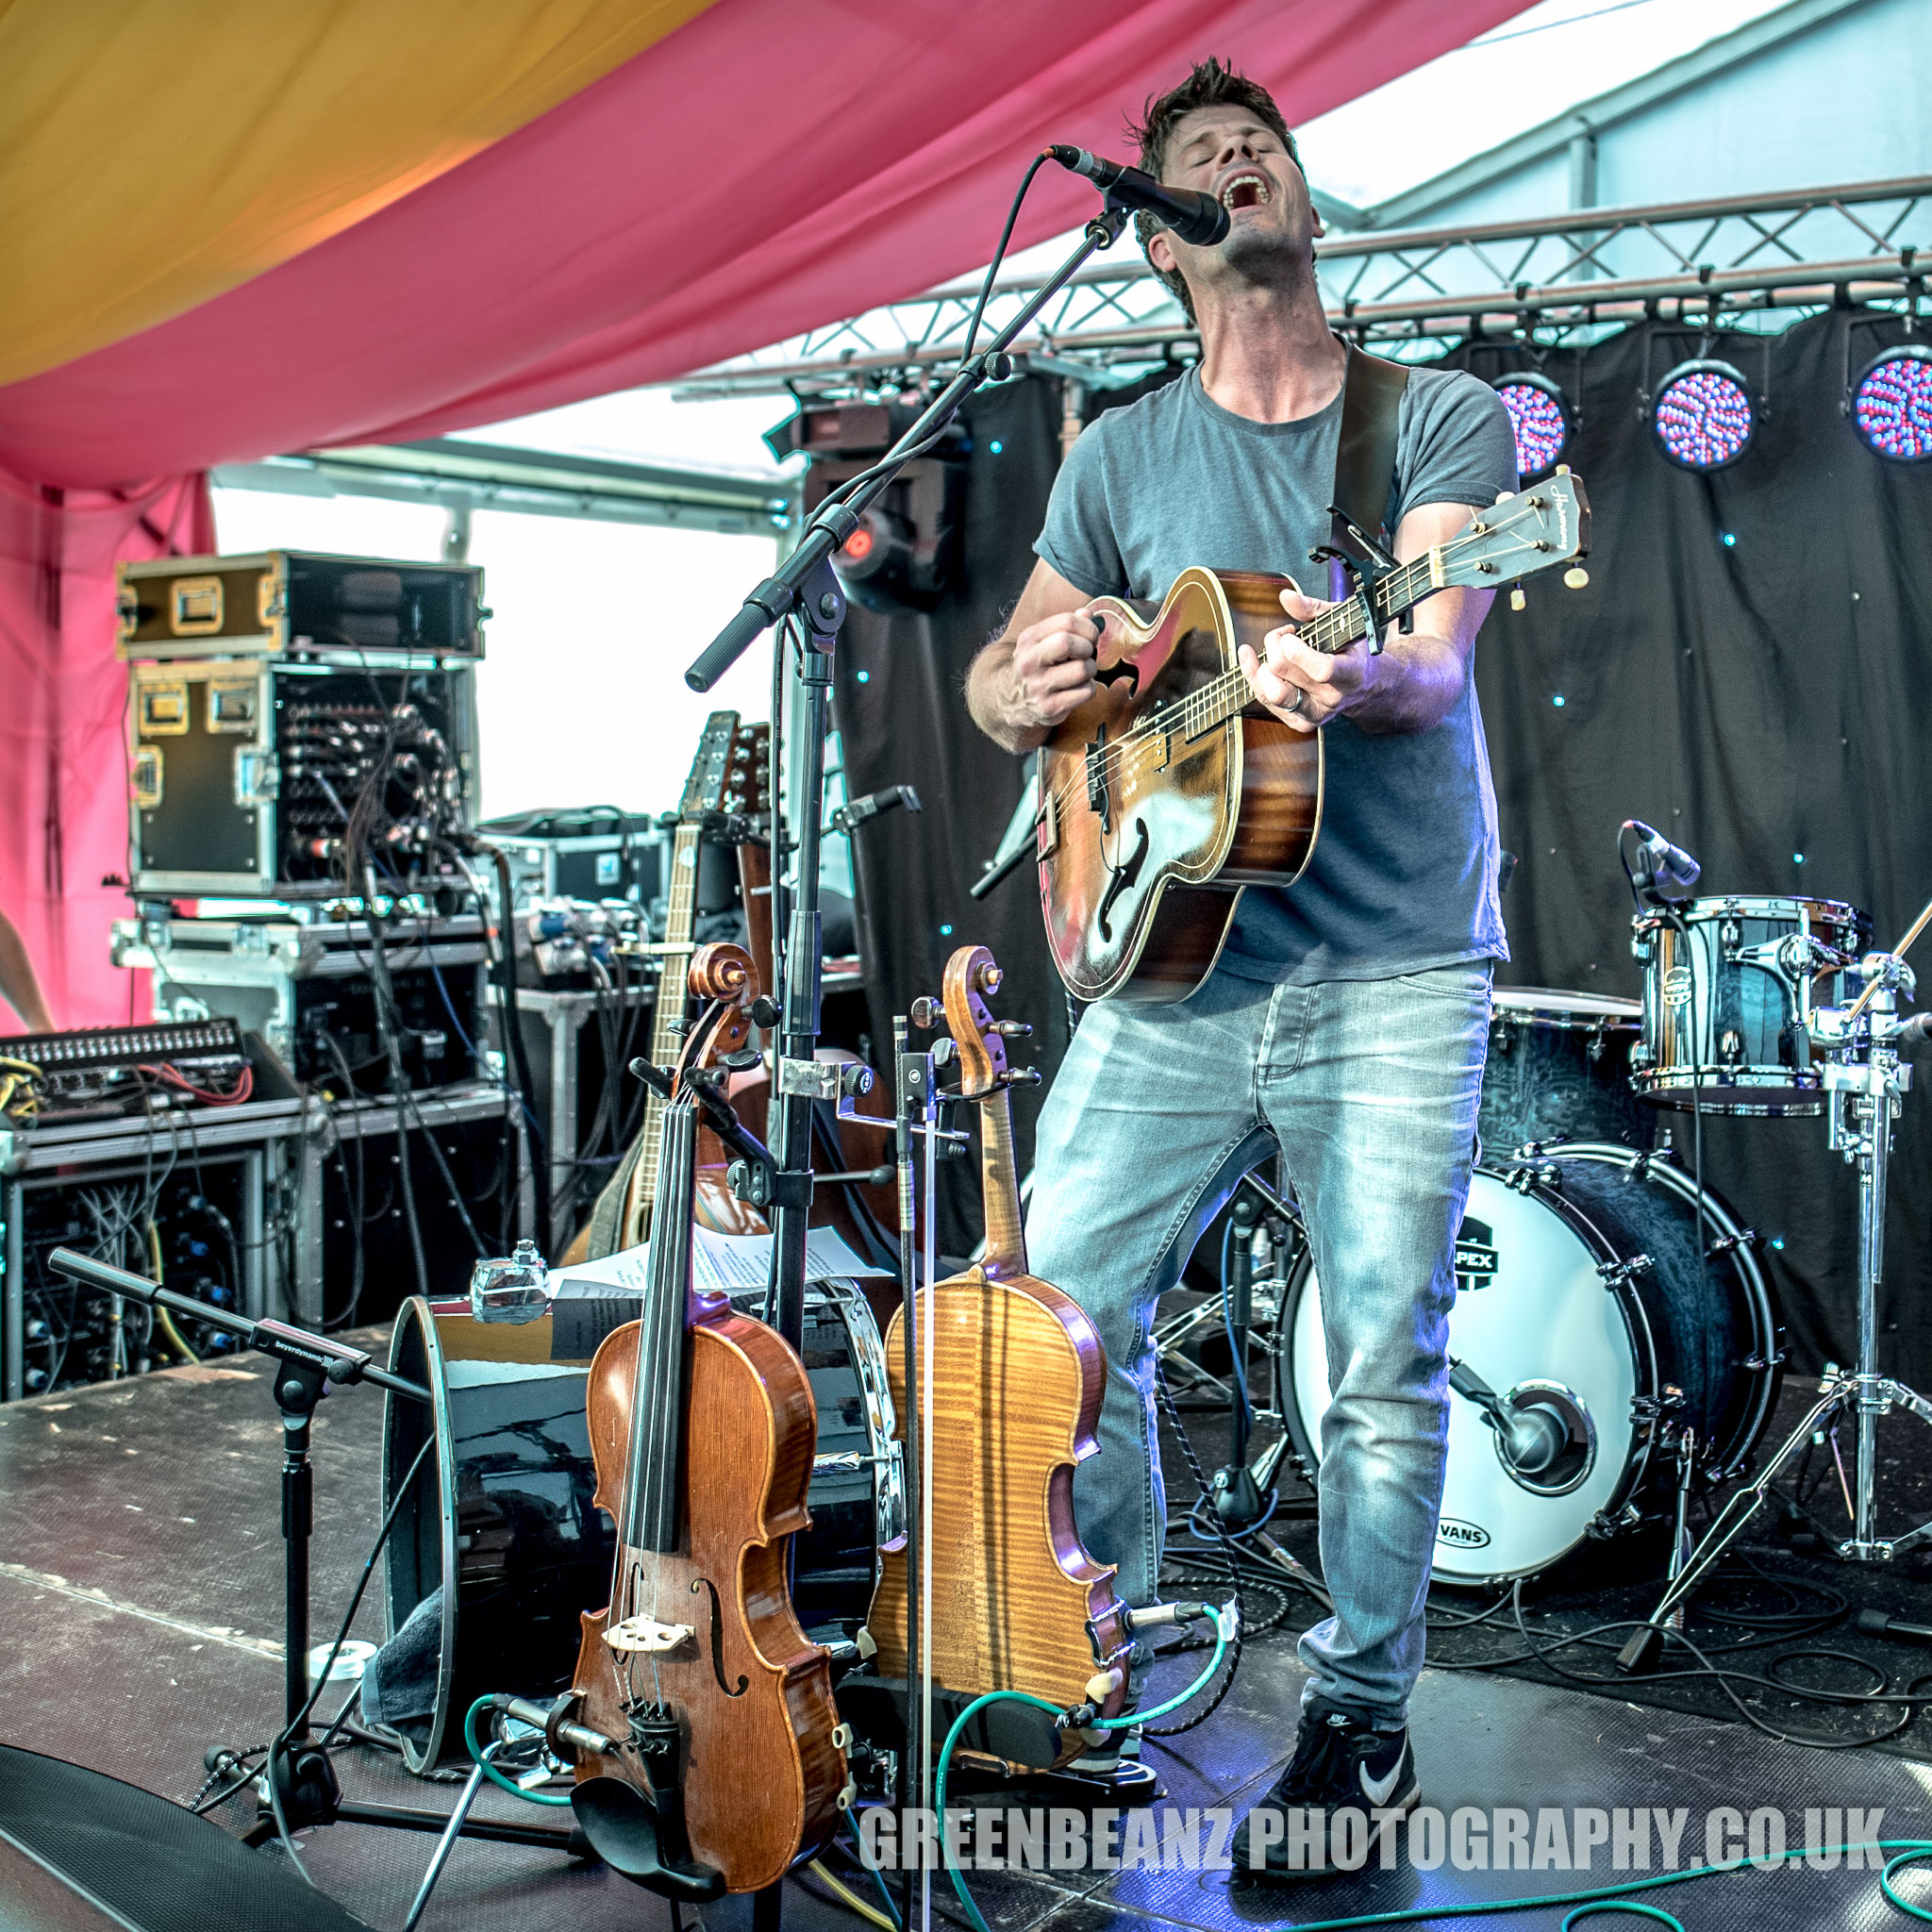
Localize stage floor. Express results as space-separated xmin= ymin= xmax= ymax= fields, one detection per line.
xmin=4 ymin=1343 xmax=1931 ymax=1932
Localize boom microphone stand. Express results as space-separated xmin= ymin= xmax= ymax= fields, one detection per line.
xmin=44 ymin=1247 xmax=584 ymax=1859
xmin=686 ymin=194 xmax=1130 ymax=1932
xmin=688 ymin=199 xmax=1132 ymax=1369
xmin=1618 ymin=897 xmax=1932 ymax=1674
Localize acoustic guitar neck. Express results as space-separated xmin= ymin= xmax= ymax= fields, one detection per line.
xmin=633 ymin=819 xmax=701 ymax=1223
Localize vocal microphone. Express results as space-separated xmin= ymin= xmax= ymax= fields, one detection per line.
xmin=1043 ymin=145 xmax=1230 ymax=246
xmin=1624 ymin=819 xmax=1702 ymax=905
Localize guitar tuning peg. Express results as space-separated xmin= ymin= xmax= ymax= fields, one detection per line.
xmin=1556 ymin=463 xmax=1571 ymax=475
xmin=1494 ymin=489 xmax=1513 ymax=505
xmin=1564 ymin=567 xmax=1590 ymax=590
xmin=1509 ymin=585 xmax=1527 ymax=612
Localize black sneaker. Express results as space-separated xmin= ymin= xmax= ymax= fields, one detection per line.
xmin=1230 ymin=1702 xmax=1420 ymax=1879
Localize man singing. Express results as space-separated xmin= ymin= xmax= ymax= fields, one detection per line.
xmin=965 ymin=58 xmax=1515 ymax=1872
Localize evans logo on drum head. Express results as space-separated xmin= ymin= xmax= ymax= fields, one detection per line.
xmin=1662 ymin=966 xmax=1694 ymax=1008
xmin=1437 ymin=1517 xmax=1492 ymax=1549
xmin=1455 ymin=1217 xmax=1498 ymax=1292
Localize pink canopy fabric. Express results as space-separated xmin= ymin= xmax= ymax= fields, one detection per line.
xmin=0 ymin=0 xmax=1530 ymax=485
xmin=0 ymin=473 xmax=213 ymax=1030
xmin=0 ymin=0 xmax=1530 ymax=1024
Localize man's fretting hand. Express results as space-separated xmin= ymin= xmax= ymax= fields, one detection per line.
xmin=1236 ymin=583 xmax=1382 ymax=734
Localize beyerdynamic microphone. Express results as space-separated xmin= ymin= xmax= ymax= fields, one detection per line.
xmin=1043 ymin=145 xmax=1230 ymax=246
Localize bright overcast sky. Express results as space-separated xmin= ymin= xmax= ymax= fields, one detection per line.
xmin=455 ymin=0 xmax=1799 ymax=476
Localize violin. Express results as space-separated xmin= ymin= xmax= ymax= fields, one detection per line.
xmin=866 ymin=943 xmax=1131 ymax=1761
xmin=565 ymin=943 xmax=844 ymax=1898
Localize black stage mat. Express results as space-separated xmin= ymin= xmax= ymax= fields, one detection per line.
xmin=5 ymin=1336 xmax=1932 ymax=1931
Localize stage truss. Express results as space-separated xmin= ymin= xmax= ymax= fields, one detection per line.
xmin=670 ymin=175 xmax=1931 ymax=400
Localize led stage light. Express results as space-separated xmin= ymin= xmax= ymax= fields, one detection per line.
xmin=1653 ymin=359 xmax=1755 ymax=471
xmin=1852 ymin=343 xmax=1932 ymax=462
xmin=1493 ymin=373 xmax=1573 ymax=478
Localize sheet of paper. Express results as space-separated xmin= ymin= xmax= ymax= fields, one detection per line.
xmin=549 ymin=1222 xmax=891 ymax=1300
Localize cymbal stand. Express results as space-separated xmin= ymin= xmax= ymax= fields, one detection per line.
xmin=1620 ymin=909 xmax=1932 ymax=1674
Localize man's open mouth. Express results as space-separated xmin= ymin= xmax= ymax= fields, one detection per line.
xmin=1220 ymin=171 xmax=1272 ymax=211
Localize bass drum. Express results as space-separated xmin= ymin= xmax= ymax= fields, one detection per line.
xmin=379 ymin=1280 xmax=900 ymax=1773
xmin=381 ymin=1294 xmax=617 ymax=1773
xmin=1278 ymin=1145 xmax=1782 ymax=1587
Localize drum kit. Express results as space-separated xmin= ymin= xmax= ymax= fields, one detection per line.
xmin=370 ymin=848 xmax=1932 ymax=1765
xmin=1281 ymin=862 xmax=1932 ymax=1608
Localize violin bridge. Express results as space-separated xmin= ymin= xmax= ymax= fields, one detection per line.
xmin=605 ymin=1615 xmax=697 ymax=1655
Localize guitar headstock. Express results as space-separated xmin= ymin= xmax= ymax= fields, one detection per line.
xmin=678 ymin=710 xmax=745 ymax=820
xmin=941 ymin=944 xmax=1007 ymax=1099
xmin=1435 ymin=470 xmax=1591 ymax=595
xmin=726 ymin=722 xmax=770 ymax=821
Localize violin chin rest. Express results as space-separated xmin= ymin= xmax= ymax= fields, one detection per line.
xmin=571 ymin=1774 xmax=727 ymax=1902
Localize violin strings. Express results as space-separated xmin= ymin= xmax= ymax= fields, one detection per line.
xmin=1041 ymin=508 xmax=1554 ymax=819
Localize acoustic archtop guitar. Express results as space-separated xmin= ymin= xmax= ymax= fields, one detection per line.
xmin=1036 ymin=472 xmax=1591 ymax=1004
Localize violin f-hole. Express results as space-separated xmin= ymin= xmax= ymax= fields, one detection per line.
xmin=699 ymin=1576 xmax=749 ymax=1698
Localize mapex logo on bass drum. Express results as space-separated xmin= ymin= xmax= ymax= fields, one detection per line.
xmin=1663 ymin=966 xmax=1694 ymax=1008
xmin=1437 ymin=1517 xmax=1491 ymax=1550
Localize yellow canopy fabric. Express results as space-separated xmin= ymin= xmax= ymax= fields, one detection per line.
xmin=0 ymin=0 xmax=717 ymax=387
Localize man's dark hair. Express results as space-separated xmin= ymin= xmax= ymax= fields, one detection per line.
xmin=1126 ymin=58 xmax=1302 ymax=323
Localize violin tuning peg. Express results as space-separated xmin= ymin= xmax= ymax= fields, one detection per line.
xmin=931 ymin=1037 xmax=957 ymax=1067
xmin=990 ymin=1021 xmax=1033 ymax=1038
xmin=1509 ymin=585 xmax=1526 ymax=612
xmin=909 ymin=997 xmax=941 ymax=1029
xmin=1564 ymin=566 xmax=1590 ymax=590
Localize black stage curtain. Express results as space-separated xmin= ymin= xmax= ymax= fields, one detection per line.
xmin=1447 ymin=313 xmax=1932 ymax=1379
xmin=830 ymin=376 xmax=1069 ymax=1255
xmin=835 ymin=321 xmax=1932 ymax=1374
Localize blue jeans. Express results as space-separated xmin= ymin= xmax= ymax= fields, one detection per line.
xmin=1027 ymin=959 xmax=1491 ymax=1727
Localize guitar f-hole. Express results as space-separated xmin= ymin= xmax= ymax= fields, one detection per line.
xmin=1097 ymin=818 xmax=1149 ymax=945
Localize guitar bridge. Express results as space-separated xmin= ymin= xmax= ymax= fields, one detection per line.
xmin=606 ymin=1616 xmax=697 ymax=1656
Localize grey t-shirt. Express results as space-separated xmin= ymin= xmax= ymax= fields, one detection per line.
xmin=1035 ymin=359 xmax=1517 ymax=985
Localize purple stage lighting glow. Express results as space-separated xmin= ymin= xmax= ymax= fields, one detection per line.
xmin=1494 ymin=374 xmax=1571 ymax=477
xmin=1853 ymin=344 xmax=1932 ymax=461
xmin=1653 ymin=360 xmax=1755 ymax=470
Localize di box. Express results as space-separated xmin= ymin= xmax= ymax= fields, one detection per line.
xmin=117 ymin=550 xmax=486 ymax=661
xmin=126 ymin=658 xmax=479 ymax=897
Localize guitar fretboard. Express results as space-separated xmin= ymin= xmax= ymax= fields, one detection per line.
xmin=634 ymin=821 xmax=701 ymax=1217
xmin=1156 ymin=551 xmax=1435 ymax=748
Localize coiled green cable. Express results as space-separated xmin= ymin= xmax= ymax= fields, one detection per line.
xmin=462 ymin=1693 xmax=574 ymax=1806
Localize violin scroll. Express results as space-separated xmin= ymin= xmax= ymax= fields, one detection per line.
xmin=941 ymin=945 xmax=1007 ymax=1097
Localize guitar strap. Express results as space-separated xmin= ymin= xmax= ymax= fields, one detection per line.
xmin=1331 ymin=341 xmax=1410 ymax=552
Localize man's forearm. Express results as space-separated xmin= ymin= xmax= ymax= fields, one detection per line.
xmin=1347 ymin=628 xmax=1469 ymax=736
xmin=966 ymin=639 xmax=1051 ymax=756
